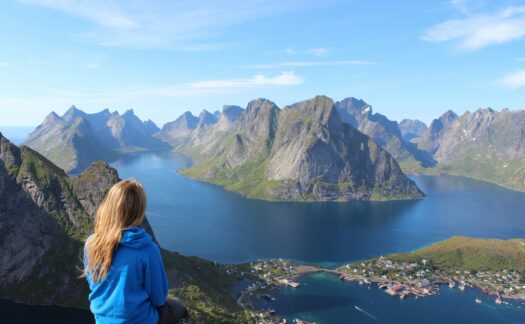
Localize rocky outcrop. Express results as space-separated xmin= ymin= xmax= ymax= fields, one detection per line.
xmin=69 ymin=161 xmax=119 ymax=218
xmin=181 ymin=96 xmax=423 ymax=201
xmin=25 ymin=106 xmax=169 ymax=174
xmin=0 ymin=132 xmax=248 ymax=321
xmin=0 ymin=132 xmax=98 ymax=305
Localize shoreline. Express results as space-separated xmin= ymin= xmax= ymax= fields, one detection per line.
xmin=234 ymin=258 xmax=525 ymax=321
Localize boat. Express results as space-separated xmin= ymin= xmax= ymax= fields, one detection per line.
xmin=475 ymin=299 xmax=482 ymax=304
xmin=448 ymin=281 xmax=455 ymax=288
xmin=496 ymin=297 xmax=502 ymax=304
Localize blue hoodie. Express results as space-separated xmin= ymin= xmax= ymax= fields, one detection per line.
xmin=85 ymin=227 xmax=168 ymax=324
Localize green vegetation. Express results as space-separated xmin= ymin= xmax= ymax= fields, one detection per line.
xmin=390 ymin=236 xmax=525 ymax=274
xmin=439 ymin=156 xmax=525 ymax=192
xmin=161 ymin=250 xmax=250 ymax=323
xmin=16 ymin=147 xmax=93 ymax=240
xmin=180 ymin=154 xmax=286 ymax=201
xmin=3 ymin=142 xmax=249 ymax=322
xmin=338 ymin=236 xmax=525 ymax=301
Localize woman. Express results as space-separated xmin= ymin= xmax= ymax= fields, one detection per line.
xmin=84 ymin=179 xmax=187 ymax=323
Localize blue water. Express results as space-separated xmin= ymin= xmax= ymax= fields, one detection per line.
xmin=254 ymin=272 xmax=525 ymax=324
xmin=113 ymin=151 xmax=525 ymax=265
xmin=110 ymin=152 xmax=525 ymax=323
xmin=5 ymin=150 xmax=524 ymax=323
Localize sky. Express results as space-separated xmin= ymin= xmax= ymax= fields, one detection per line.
xmin=0 ymin=0 xmax=524 ymax=127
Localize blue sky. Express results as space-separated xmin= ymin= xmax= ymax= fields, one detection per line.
xmin=0 ymin=0 xmax=524 ymax=127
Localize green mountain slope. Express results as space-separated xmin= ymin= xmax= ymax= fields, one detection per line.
xmin=390 ymin=236 xmax=525 ymax=274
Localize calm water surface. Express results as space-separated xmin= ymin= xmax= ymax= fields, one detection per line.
xmin=5 ymin=151 xmax=524 ymax=323
xmin=112 ymin=151 xmax=525 ymax=265
xmin=111 ymin=152 xmax=525 ymax=323
xmin=254 ymin=272 xmax=525 ymax=324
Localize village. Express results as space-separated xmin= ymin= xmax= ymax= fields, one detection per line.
xmin=338 ymin=256 xmax=525 ymax=303
xmin=225 ymin=256 xmax=525 ymax=323
xmin=226 ymin=259 xmax=314 ymax=324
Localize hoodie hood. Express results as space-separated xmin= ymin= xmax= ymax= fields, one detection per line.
xmin=120 ymin=227 xmax=152 ymax=249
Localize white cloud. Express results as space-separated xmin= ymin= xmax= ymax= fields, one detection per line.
xmin=422 ymin=5 xmax=525 ymax=51
xmin=84 ymin=62 xmax=100 ymax=69
xmin=243 ymin=60 xmax=376 ymax=69
xmin=306 ymin=48 xmax=328 ymax=56
xmin=499 ymin=69 xmax=525 ymax=89
xmin=18 ymin=0 xmax=332 ymax=50
xmin=0 ymin=72 xmax=304 ymax=106
xmin=285 ymin=47 xmax=296 ymax=55
xmin=516 ymin=57 xmax=525 ymax=61
xmin=190 ymin=71 xmax=303 ymax=88
xmin=0 ymin=61 xmax=7 ymax=67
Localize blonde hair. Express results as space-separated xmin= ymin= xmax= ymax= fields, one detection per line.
xmin=84 ymin=179 xmax=147 ymax=283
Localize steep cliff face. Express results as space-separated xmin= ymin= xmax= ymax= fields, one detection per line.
xmin=0 ymin=132 xmax=109 ymax=305
xmin=418 ymin=108 xmax=525 ymax=191
xmin=335 ymin=98 xmax=434 ymax=168
xmin=25 ymin=107 xmax=168 ymax=174
xmin=181 ymin=96 xmax=423 ymax=201
xmin=418 ymin=110 xmax=458 ymax=155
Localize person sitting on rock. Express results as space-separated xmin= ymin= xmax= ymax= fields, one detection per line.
xmin=83 ymin=179 xmax=188 ymax=323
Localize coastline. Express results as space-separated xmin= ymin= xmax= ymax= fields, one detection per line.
xmin=233 ymin=256 xmax=525 ymax=322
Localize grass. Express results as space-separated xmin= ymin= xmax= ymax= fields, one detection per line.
xmin=161 ymin=250 xmax=250 ymax=323
xmin=180 ymin=154 xmax=286 ymax=201
xmin=16 ymin=146 xmax=93 ymax=240
xmin=389 ymin=236 xmax=525 ymax=275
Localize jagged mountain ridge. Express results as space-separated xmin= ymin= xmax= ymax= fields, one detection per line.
xmin=334 ymin=98 xmax=434 ymax=168
xmin=417 ymin=108 xmax=525 ymax=191
xmin=25 ymin=106 xmax=169 ymax=174
xmin=0 ymin=133 xmax=247 ymax=322
xmin=180 ymin=96 xmax=424 ymax=201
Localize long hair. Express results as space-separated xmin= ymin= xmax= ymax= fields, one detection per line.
xmin=84 ymin=179 xmax=147 ymax=283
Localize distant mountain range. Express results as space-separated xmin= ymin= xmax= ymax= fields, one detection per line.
xmin=25 ymin=106 xmax=169 ymax=173
xmin=21 ymin=97 xmax=525 ymax=196
xmin=0 ymin=133 xmax=247 ymax=322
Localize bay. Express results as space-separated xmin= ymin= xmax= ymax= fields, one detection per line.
xmin=112 ymin=152 xmax=525 ymax=265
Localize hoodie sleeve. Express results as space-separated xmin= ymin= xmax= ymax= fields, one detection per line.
xmin=143 ymin=243 xmax=168 ymax=307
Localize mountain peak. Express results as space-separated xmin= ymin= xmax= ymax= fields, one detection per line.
xmin=441 ymin=109 xmax=457 ymax=119
xmin=62 ymin=105 xmax=85 ymax=121
xmin=285 ymin=95 xmax=340 ymax=128
xmin=196 ymin=109 xmax=218 ymax=128
xmin=43 ymin=111 xmax=62 ymax=124
xmin=123 ymin=108 xmax=135 ymax=116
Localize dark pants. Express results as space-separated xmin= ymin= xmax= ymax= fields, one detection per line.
xmin=158 ymin=297 xmax=189 ymax=324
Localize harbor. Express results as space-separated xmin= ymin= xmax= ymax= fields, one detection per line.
xmin=226 ymin=254 xmax=525 ymax=322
